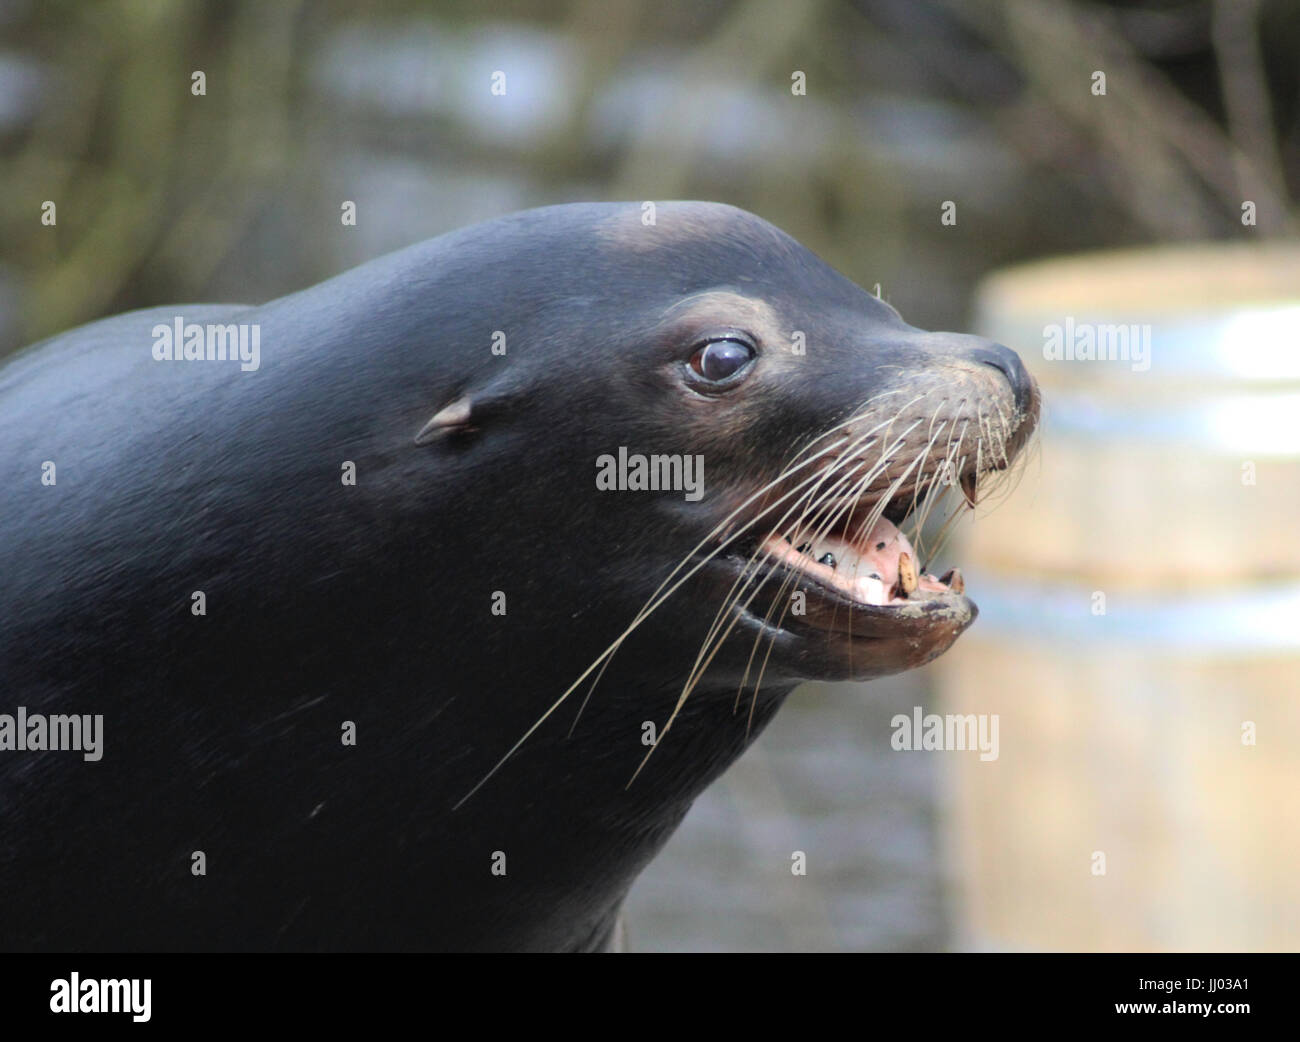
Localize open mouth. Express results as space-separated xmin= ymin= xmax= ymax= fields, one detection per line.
xmin=754 ymin=462 xmax=977 ymax=608
xmin=761 ymin=505 xmax=964 ymax=609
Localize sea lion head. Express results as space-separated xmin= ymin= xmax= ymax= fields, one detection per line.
xmin=422 ymin=203 xmax=1037 ymax=686
xmin=411 ymin=201 xmax=1038 ymax=802
xmin=617 ymin=204 xmax=1041 ymax=686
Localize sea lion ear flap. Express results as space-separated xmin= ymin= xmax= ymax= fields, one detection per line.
xmin=414 ymin=395 xmax=475 ymax=444
xmin=415 ymin=371 xmax=527 ymax=445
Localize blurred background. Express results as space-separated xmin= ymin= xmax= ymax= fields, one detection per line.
xmin=2 ymin=0 xmax=1297 ymax=950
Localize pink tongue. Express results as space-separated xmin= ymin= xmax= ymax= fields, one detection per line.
xmin=853 ymin=517 xmax=949 ymax=599
xmin=857 ymin=516 xmax=913 ymax=591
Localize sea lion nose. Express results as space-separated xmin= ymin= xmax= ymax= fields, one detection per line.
xmin=967 ymin=339 xmax=1036 ymax=418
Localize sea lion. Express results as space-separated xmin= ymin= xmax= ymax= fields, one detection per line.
xmin=0 ymin=201 xmax=1038 ymax=951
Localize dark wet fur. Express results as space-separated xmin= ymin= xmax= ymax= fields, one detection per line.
xmin=0 ymin=203 xmax=1035 ymax=951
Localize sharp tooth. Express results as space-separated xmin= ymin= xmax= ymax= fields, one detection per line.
xmin=960 ymin=470 xmax=978 ymax=508
xmin=940 ymin=567 xmax=965 ymax=594
xmin=898 ymin=551 xmax=917 ymax=594
xmin=856 ymin=575 xmax=887 ymax=605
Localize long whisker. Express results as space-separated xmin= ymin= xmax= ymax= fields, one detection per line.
xmin=713 ymin=413 xmax=926 ymax=704
xmin=459 ymin=393 xmax=920 ymax=807
xmin=679 ymin=396 xmax=929 ymax=712
xmin=741 ymin=416 xmax=949 ymax=734
xmin=635 ymin=413 xmax=933 ymax=779
xmin=707 ymin=409 xmax=930 ymax=708
xmin=459 ymin=364 xmax=1040 ymax=809
xmin=675 ymin=410 xmax=935 ymax=752
xmin=570 ymin=395 xmax=920 ymax=736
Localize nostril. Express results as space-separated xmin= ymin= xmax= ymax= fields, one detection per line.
xmin=971 ymin=342 xmax=1033 ymax=416
xmin=969 ymin=342 xmax=1015 ymax=380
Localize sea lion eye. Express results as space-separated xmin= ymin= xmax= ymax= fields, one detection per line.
xmin=688 ymin=338 xmax=755 ymax=384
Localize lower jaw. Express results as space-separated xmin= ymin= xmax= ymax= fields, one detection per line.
xmin=697 ymin=552 xmax=976 ymax=674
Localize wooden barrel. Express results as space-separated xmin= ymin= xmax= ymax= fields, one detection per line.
xmin=935 ymin=243 xmax=1300 ymax=951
